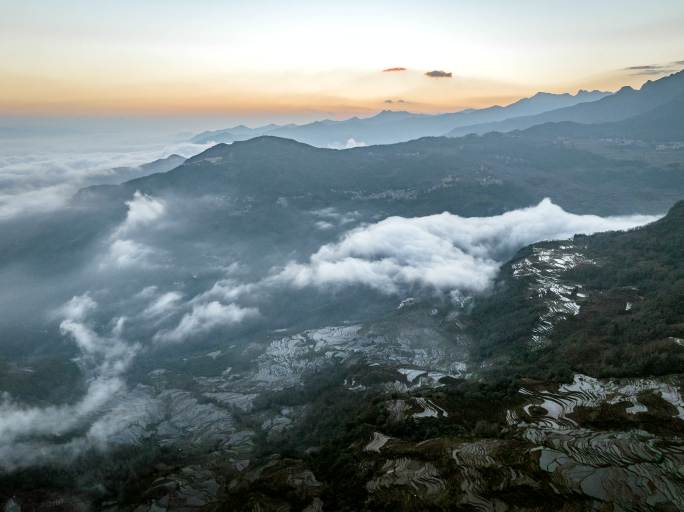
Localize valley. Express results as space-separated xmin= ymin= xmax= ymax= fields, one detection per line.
xmin=1 ymin=67 xmax=684 ymax=512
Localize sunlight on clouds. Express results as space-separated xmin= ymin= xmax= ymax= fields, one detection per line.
xmin=3 ymin=2 xmax=683 ymax=116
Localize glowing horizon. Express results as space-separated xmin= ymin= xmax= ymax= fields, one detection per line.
xmin=2 ymin=0 xmax=684 ymax=122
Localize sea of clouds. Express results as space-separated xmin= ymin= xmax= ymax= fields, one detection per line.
xmin=277 ymin=199 xmax=659 ymax=296
xmin=0 ymin=142 xmax=210 ymax=219
xmin=0 ymin=193 xmax=662 ymax=469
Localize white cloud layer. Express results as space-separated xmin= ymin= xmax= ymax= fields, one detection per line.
xmin=143 ymin=291 xmax=183 ymax=319
xmin=0 ymin=142 xmax=208 ymax=220
xmin=0 ymin=294 xmax=141 ymax=469
xmin=102 ymin=191 xmax=166 ymax=269
xmin=327 ymin=138 xmax=367 ymax=149
xmin=154 ymin=301 xmax=259 ymax=343
xmin=105 ymin=239 xmax=156 ymax=268
xmin=115 ymin=191 xmax=167 ymax=236
xmin=0 ymin=282 xmax=258 ymax=467
xmin=0 ymin=198 xmax=661 ymax=469
xmin=277 ymin=199 xmax=659 ymax=295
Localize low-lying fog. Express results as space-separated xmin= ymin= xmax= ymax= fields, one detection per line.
xmin=0 ymin=117 xmax=236 ymax=219
xmin=0 ymin=147 xmax=660 ymax=469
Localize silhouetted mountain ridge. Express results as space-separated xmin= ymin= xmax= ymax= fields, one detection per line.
xmin=447 ymin=70 xmax=684 ymax=136
xmin=191 ymin=89 xmax=610 ymax=147
xmin=519 ymin=92 xmax=684 ymax=141
xmin=74 ymin=131 xmax=684 ymax=219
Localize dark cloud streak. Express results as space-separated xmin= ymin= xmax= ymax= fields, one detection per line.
xmin=425 ymin=70 xmax=452 ymax=78
xmin=623 ymin=60 xmax=684 ymax=76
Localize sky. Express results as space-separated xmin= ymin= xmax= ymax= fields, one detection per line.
xmin=1 ymin=0 xmax=684 ymax=123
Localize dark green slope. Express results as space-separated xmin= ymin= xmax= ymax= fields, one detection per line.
xmin=75 ymin=133 xmax=684 ymax=217
xmin=470 ymin=200 xmax=684 ymax=379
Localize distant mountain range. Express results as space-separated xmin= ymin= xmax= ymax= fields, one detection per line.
xmin=519 ymin=91 xmax=684 ymax=142
xmin=191 ymin=70 xmax=684 ymax=147
xmin=78 ymin=131 xmax=684 ymax=223
xmin=191 ymin=90 xmax=609 ymax=147
xmin=90 ymin=153 xmax=186 ymax=186
xmin=448 ymin=70 xmax=684 ymax=138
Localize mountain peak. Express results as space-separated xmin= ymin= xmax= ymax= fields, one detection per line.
xmin=640 ymin=69 xmax=684 ymax=92
xmin=663 ymin=199 xmax=684 ymax=222
xmin=229 ymin=135 xmax=318 ymax=153
xmin=234 ymin=135 xmax=311 ymax=147
xmin=184 ymin=136 xmax=320 ymax=169
xmin=373 ymin=109 xmax=415 ymax=119
xmin=531 ymin=91 xmax=564 ymax=98
xmin=576 ymin=89 xmax=607 ymax=96
xmin=616 ymin=85 xmax=635 ymax=94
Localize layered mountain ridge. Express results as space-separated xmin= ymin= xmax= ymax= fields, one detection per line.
xmin=191 ymin=89 xmax=610 ymax=147
xmin=190 ymin=71 xmax=684 ymax=147
xmin=448 ymin=69 xmax=684 ymax=137
xmin=2 ymin=68 xmax=684 ymax=511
